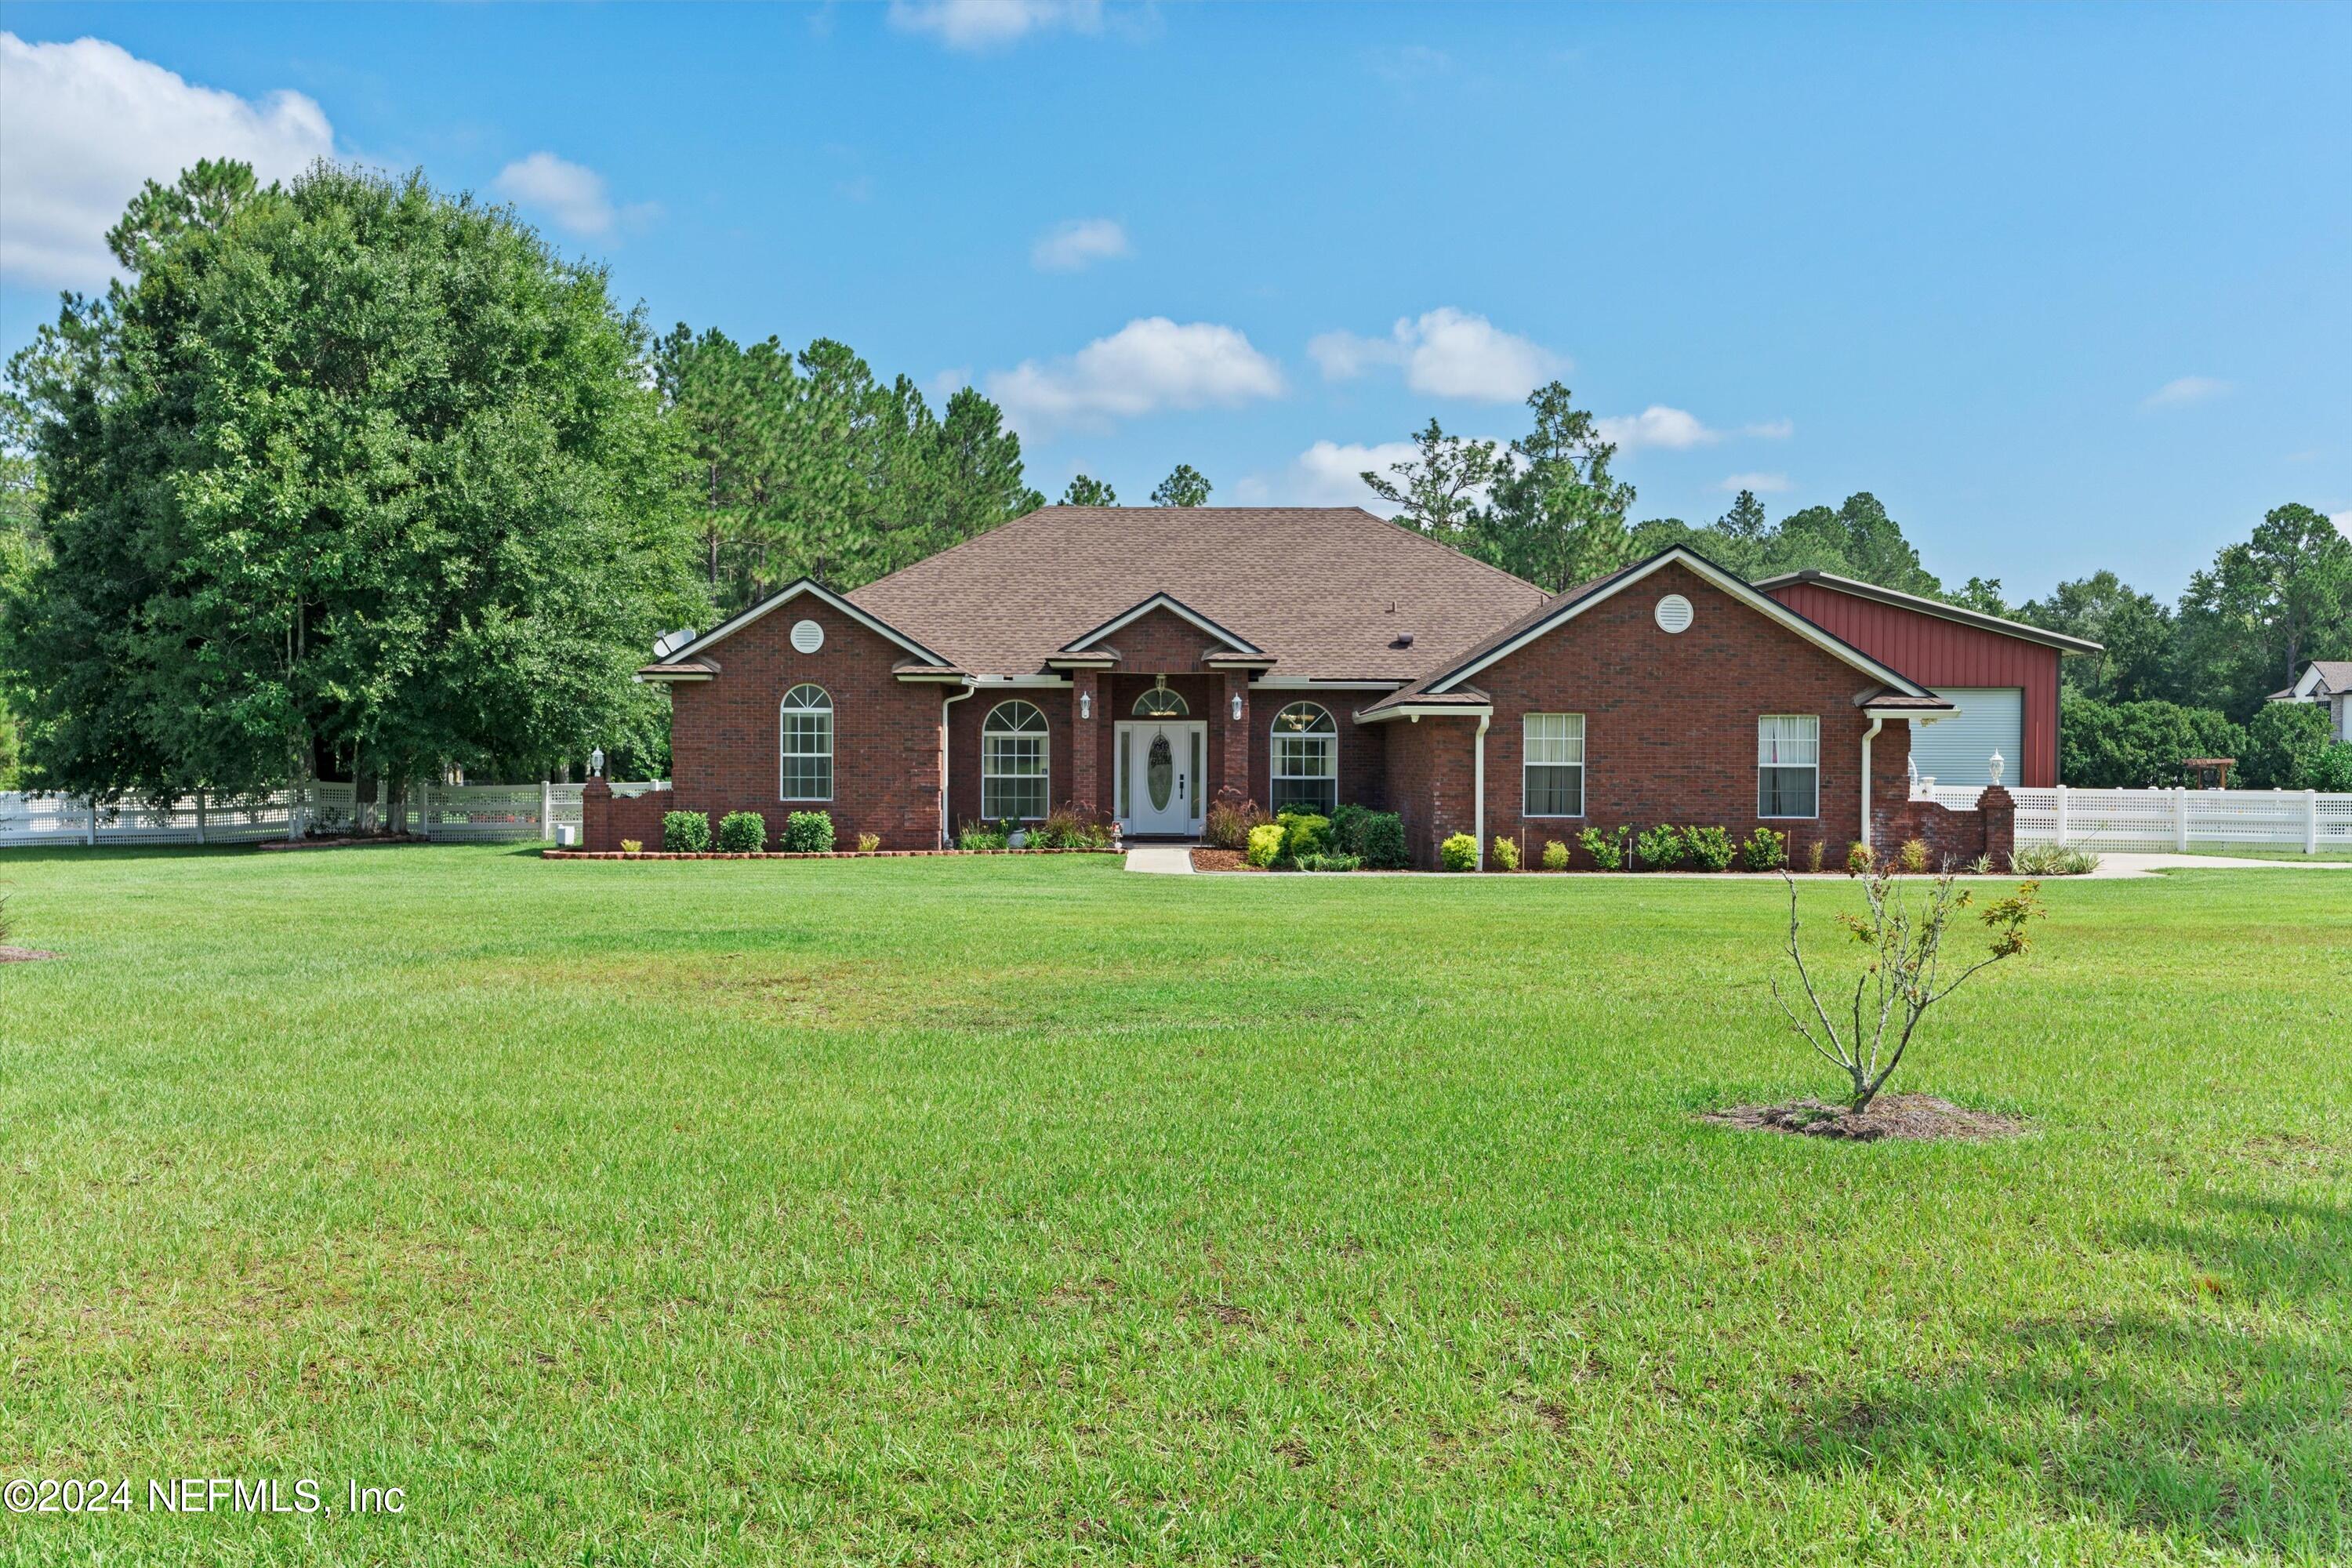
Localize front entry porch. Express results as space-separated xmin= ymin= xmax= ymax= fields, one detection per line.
xmin=1113 ymin=717 xmax=1206 ymax=839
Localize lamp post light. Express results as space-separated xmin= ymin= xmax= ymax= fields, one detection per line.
xmin=1987 ymin=749 xmax=2005 ymax=786
xmin=589 ymin=746 xmax=605 ymax=779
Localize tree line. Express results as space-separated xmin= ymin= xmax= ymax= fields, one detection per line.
xmin=1 ymin=158 xmax=2343 ymax=802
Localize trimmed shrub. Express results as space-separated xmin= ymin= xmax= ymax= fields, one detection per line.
xmin=781 ymin=810 xmax=835 ymax=853
xmin=1359 ymin=812 xmax=1408 ymax=869
xmin=1634 ymin=823 xmax=1687 ymax=870
xmin=1490 ymin=835 xmax=1520 ymax=871
xmin=1541 ymin=837 xmax=1570 ymax=871
xmin=856 ymin=833 xmax=881 ymax=853
xmin=1246 ymin=822 xmax=1287 ymax=868
xmin=1685 ymin=826 xmax=1734 ymax=871
xmin=1329 ymin=802 xmax=1371 ymax=858
xmin=2310 ymin=741 xmax=2352 ymax=793
xmin=958 ymin=821 xmax=1008 ymax=850
xmin=1847 ymin=840 xmax=1875 ymax=876
xmin=662 ymin=810 xmax=710 ymax=853
xmin=1898 ymin=837 xmax=1930 ymax=874
xmin=1295 ymin=851 xmax=1363 ymax=873
xmin=1579 ymin=825 xmax=1628 ymax=871
xmin=1207 ymin=797 xmax=1270 ymax=851
xmin=1806 ymin=839 xmax=1826 ymax=873
xmin=716 ymin=811 xmax=767 ymax=853
xmin=1740 ymin=826 xmax=1788 ymax=871
xmin=1278 ymin=811 xmax=1330 ymax=861
xmin=1439 ymin=832 xmax=1479 ymax=872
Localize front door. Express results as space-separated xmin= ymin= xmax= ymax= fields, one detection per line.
xmin=1119 ymin=720 xmax=1204 ymax=837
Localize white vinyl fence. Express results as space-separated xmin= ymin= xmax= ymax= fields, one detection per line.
xmin=1918 ymin=784 xmax=2352 ymax=855
xmin=0 ymin=780 xmax=668 ymax=849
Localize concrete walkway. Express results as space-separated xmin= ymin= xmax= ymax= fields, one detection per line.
xmin=2079 ymin=851 xmax=2352 ymax=878
xmin=1123 ymin=845 xmax=1196 ymax=874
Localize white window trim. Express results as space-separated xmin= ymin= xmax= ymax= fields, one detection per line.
xmin=1522 ymin=712 xmax=1586 ymax=818
xmin=1757 ymin=713 xmax=1820 ymax=820
xmin=779 ymin=684 xmax=834 ymax=802
xmin=1269 ymin=702 xmax=1338 ymax=815
xmin=982 ymin=700 xmax=1051 ymax=822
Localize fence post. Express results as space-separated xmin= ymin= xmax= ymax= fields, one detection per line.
xmin=2308 ymin=789 xmax=2321 ymax=856
xmin=86 ymin=796 xmax=98 ymax=847
xmin=419 ymin=782 xmax=432 ymax=842
xmin=2054 ymin=784 xmax=2068 ymax=846
xmin=2173 ymin=786 xmax=2189 ymax=853
xmin=542 ymin=779 xmax=554 ymax=840
xmin=196 ymin=789 xmax=207 ymax=846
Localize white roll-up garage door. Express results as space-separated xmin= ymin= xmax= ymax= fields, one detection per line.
xmin=1910 ymin=688 xmax=2022 ymax=787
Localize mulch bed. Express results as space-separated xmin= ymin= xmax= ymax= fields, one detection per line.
xmin=0 ymin=946 xmax=59 ymax=963
xmin=1189 ymin=848 xmax=1259 ymax=872
xmin=1702 ymin=1093 xmax=2027 ymax=1142
xmin=256 ymin=833 xmax=429 ymax=852
xmin=544 ymin=847 xmax=1122 ymax=860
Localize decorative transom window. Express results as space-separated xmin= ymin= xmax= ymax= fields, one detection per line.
xmin=1757 ymin=714 xmax=1820 ymax=818
xmin=1134 ymin=686 xmax=1189 ymax=717
xmin=1270 ymin=702 xmax=1338 ymax=815
xmin=982 ymin=700 xmax=1051 ymax=821
xmin=779 ymin=684 xmax=833 ymax=800
xmin=1523 ymin=713 xmax=1585 ymax=817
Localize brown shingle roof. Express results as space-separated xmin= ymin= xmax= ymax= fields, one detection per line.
xmin=844 ymin=507 xmax=1548 ymax=681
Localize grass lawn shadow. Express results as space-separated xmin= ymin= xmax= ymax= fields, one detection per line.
xmin=1757 ymin=1191 xmax=2352 ymax=1558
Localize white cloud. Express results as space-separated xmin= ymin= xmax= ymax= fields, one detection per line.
xmin=2333 ymin=509 xmax=2352 ymax=539
xmin=1031 ymin=216 xmax=1130 ymax=271
xmin=1237 ymin=436 xmax=1508 ymax=513
xmin=492 ymin=151 xmax=656 ymax=238
xmin=0 ymin=32 xmax=335 ymax=287
xmin=1743 ymin=418 xmax=1795 ymax=440
xmin=1309 ymin=307 xmax=1563 ymax=403
xmin=1715 ymin=472 xmax=1792 ymax=494
xmin=1596 ymin=406 xmax=1719 ymax=452
xmin=888 ymin=0 xmax=1102 ymax=50
xmin=2144 ymin=376 xmax=2230 ymax=408
xmin=985 ymin=317 xmax=1283 ymax=435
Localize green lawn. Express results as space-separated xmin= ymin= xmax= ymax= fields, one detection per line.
xmin=2 ymin=848 xmax=2346 ymax=1566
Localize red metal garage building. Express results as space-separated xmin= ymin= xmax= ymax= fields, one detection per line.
xmin=1756 ymin=571 xmax=2100 ymax=789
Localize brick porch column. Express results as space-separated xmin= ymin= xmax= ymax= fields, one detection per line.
xmin=1071 ymin=670 xmax=1102 ymax=815
xmin=1976 ymin=785 xmax=2015 ymax=866
xmin=1220 ymin=672 xmax=1250 ymax=805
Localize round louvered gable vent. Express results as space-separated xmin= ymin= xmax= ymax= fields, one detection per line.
xmin=790 ymin=619 xmax=825 ymax=654
xmin=1654 ymin=593 xmax=1694 ymax=634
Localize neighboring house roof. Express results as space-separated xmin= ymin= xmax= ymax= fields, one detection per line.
xmin=2267 ymin=660 xmax=2352 ymax=702
xmin=845 ymin=507 xmax=1549 ymax=681
xmin=1750 ymin=568 xmax=2104 ymax=654
xmin=637 ymin=576 xmax=950 ymax=680
xmin=1362 ymin=546 xmax=1940 ymax=718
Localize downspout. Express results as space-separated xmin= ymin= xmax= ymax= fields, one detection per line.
xmin=940 ymin=682 xmax=975 ymax=848
xmin=1859 ymin=713 xmax=1884 ymax=851
xmin=1473 ymin=713 xmax=1491 ymax=870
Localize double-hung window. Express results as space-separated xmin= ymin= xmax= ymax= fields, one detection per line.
xmin=982 ymin=700 xmax=1051 ymax=820
xmin=1269 ymin=703 xmax=1338 ymax=815
xmin=1757 ymin=714 xmax=1820 ymax=818
xmin=1523 ymin=713 xmax=1584 ymax=817
xmin=779 ymin=684 xmax=833 ymax=800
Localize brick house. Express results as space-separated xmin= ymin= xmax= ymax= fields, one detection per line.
xmin=597 ymin=506 xmax=2074 ymax=866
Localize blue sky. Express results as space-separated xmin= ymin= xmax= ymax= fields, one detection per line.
xmin=2 ymin=2 xmax=2346 ymax=600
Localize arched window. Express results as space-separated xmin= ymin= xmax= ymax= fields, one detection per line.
xmin=982 ymin=700 xmax=1051 ymax=821
xmin=1133 ymin=686 xmax=1189 ymax=717
xmin=1269 ymin=702 xmax=1337 ymax=815
xmin=779 ymin=684 xmax=833 ymax=800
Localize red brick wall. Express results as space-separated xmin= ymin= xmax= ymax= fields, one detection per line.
xmin=1378 ymin=713 xmax=1480 ymax=868
xmin=666 ymin=597 xmax=947 ymax=849
xmin=1098 ymin=606 xmax=1230 ymax=670
xmin=582 ymin=780 xmax=669 ymax=851
xmin=1471 ymin=561 xmax=1900 ymax=869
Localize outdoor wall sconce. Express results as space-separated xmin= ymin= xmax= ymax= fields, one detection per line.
xmin=1080 ymin=691 xmax=1092 ymax=720
xmin=1231 ymin=691 xmax=1244 ymax=721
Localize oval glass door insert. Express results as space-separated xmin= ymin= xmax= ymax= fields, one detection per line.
xmin=1147 ymin=732 xmax=1174 ymax=811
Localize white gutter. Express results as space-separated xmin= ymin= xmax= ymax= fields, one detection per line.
xmin=1473 ymin=712 xmax=1490 ymax=870
xmin=1859 ymin=713 xmax=1884 ymax=850
xmin=940 ymin=684 xmax=976 ymax=847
